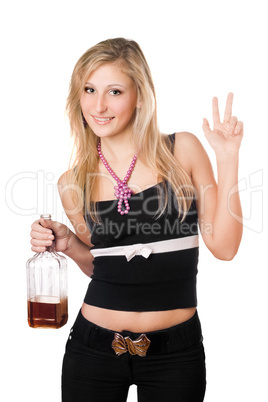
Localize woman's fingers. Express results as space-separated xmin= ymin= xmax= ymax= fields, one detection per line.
xmin=31 ymin=238 xmax=53 ymax=247
xmin=31 ymin=245 xmax=47 ymax=253
xmin=30 ymin=235 xmax=54 ymax=252
xmin=30 ymin=220 xmax=54 ymax=251
xmin=228 ymin=116 xmax=238 ymax=135
xmin=212 ymin=97 xmax=220 ymax=125
xmin=234 ymin=121 xmax=244 ymax=135
xmin=31 ymin=220 xmax=52 ymax=234
xmin=211 ymin=93 xmax=235 ymax=127
xmin=223 ymin=92 xmax=233 ymax=123
xmin=30 ymin=229 xmax=54 ymax=240
xmin=202 ymin=118 xmax=212 ymax=136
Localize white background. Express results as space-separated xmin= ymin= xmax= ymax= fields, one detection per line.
xmin=1 ymin=0 xmax=267 ymax=401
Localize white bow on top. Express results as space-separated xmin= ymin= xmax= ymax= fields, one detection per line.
xmin=123 ymin=244 xmax=153 ymax=262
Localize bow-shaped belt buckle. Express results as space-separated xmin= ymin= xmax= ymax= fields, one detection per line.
xmin=111 ymin=332 xmax=151 ymax=357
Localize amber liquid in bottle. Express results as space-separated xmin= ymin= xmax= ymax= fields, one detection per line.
xmin=27 ymin=295 xmax=68 ymax=329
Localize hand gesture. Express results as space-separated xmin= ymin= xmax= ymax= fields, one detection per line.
xmin=202 ymin=92 xmax=243 ymax=157
xmin=30 ymin=218 xmax=72 ymax=253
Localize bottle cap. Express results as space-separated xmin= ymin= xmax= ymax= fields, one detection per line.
xmin=40 ymin=214 xmax=52 ymax=220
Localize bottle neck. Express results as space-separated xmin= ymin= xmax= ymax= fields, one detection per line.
xmin=46 ymin=242 xmax=56 ymax=253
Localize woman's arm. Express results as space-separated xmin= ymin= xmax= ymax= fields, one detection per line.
xmin=57 ymin=170 xmax=95 ymax=277
xmin=63 ymin=230 xmax=94 ymax=277
xmin=175 ymin=93 xmax=243 ymax=260
xmin=190 ymin=136 xmax=242 ymax=260
xmin=212 ymin=152 xmax=242 ymax=259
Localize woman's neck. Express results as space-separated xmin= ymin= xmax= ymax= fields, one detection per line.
xmin=98 ymin=135 xmax=138 ymax=163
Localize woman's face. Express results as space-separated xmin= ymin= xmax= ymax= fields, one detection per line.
xmin=80 ymin=63 xmax=139 ymax=139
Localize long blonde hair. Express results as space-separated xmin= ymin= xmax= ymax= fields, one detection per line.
xmin=66 ymin=37 xmax=195 ymax=223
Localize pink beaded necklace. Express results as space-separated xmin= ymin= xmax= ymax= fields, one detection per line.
xmin=97 ymin=139 xmax=138 ymax=215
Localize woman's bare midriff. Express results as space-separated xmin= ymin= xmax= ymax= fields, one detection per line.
xmin=81 ymin=302 xmax=196 ymax=332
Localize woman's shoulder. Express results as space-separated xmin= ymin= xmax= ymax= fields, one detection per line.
xmin=57 ymin=168 xmax=81 ymax=210
xmin=57 ymin=168 xmax=76 ymax=187
xmin=174 ymin=131 xmax=211 ymax=165
xmin=171 ymin=131 xmax=202 ymax=177
xmin=173 ymin=131 xmax=215 ymax=191
xmin=163 ymin=131 xmax=201 ymax=151
xmin=174 ymin=131 xmax=200 ymax=146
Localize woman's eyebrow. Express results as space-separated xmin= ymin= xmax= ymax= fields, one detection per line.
xmin=107 ymin=84 xmax=126 ymax=88
xmin=85 ymin=82 xmax=126 ymax=88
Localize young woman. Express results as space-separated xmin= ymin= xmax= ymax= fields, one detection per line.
xmin=30 ymin=38 xmax=243 ymax=402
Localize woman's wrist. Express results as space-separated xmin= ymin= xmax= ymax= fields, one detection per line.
xmin=64 ymin=231 xmax=85 ymax=256
xmin=215 ymin=149 xmax=239 ymax=163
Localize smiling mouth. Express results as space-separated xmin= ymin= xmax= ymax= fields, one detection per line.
xmin=92 ymin=116 xmax=115 ymax=122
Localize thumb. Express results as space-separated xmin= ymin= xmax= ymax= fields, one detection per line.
xmin=39 ymin=217 xmax=69 ymax=238
xmin=39 ymin=217 xmax=55 ymax=230
xmin=202 ymin=118 xmax=211 ymax=136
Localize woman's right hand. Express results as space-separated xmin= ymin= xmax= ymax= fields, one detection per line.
xmin=30 ymin=217 xmax=73 ymax=254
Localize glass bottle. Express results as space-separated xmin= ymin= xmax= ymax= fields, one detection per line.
xmin=26 ymin=214 xmax=68 ymax=328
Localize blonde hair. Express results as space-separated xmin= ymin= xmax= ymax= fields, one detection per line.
xmin=66 ymin=37 xmax=195 ymax=223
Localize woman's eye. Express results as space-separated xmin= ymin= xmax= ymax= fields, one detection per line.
xmin=84 ymin=87 xmax=121 ymax=95
xmin=110 ymin=89 xmax=121 ymax=96
xmin=85 ymin=87 xmax=95 ymax=94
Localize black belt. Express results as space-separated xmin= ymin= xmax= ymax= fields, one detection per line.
xmin=70 ymin=309 xmax=203 ymax=357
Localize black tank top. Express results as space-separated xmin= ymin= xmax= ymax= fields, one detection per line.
xmin=83 ymin=133 xmax=199 ymax=311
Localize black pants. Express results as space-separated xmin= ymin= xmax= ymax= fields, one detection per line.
xmin=62 ymin=310 xmax=206 ymax=402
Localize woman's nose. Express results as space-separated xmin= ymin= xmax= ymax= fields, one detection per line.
xmin=95 ymin=95 xmax=107 ymax=113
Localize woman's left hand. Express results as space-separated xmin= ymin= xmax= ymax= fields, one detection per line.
xmin=202 ymin=92 xmax=243 ymax=157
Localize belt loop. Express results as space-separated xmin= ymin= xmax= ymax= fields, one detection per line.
xmin=87 ymin=325 xmax=97 ymax=348
xmin=165 ymin=331 xmax=172 ymax=353
xmin=167 ymin=326 xmax=186 ymax=352
xmin=178 ymin=326 xmax=189 ymax=348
